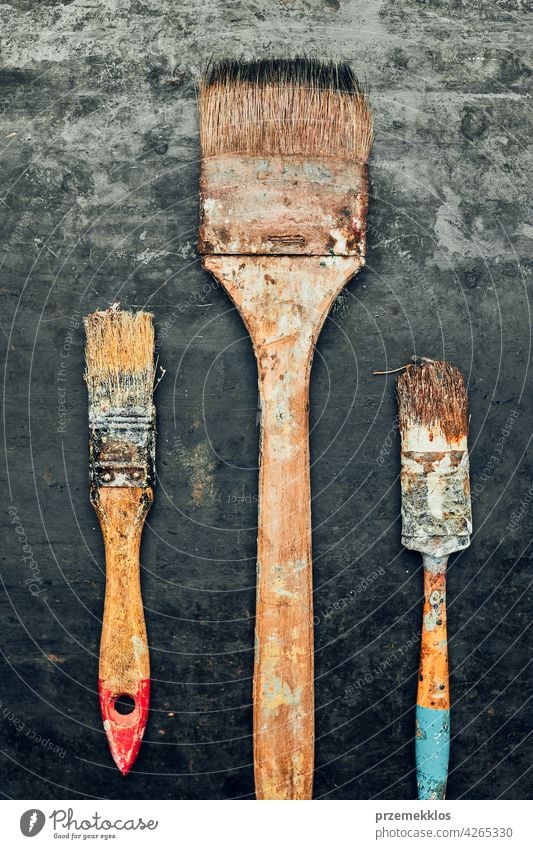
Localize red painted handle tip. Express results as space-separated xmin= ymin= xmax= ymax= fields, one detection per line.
xmin=98 ymin=679 xmax=150 ymax=775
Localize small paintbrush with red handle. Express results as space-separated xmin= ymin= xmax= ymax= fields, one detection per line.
xmin=85 ymin=306 xmax=156 ymax=775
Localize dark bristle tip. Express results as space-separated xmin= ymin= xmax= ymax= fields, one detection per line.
xmin=199 ymin=57 xmax=372 ymax=160
xmin=204 ymin=58 xmax=362 ymax=94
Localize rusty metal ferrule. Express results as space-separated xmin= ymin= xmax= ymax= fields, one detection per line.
xmin=400 ymin=447 xmax=472 ymax=558
xmin=89 ymin=406 xmax=156 ymax=494
xmin=199 ymin=155 xmax=368 ymax=257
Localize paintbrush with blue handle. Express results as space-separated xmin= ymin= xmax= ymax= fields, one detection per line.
xmin=397 ymin=359 xmax=472 ymax=800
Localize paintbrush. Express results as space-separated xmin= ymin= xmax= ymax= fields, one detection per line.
xmin=397 ymin=358 xmax=472 ymax=800
xmin=84 ymin=306 xmax=156 ymax=775
xmin=198 ymin=58 xmax=373 ymax=799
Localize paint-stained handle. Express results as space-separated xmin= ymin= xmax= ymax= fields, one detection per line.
xmin=254 ymin=349 xmax=314 ymax=800
xmin=92 ymin=486 xmax=152 ymax=776
xmin=202 ymin=255 xmax=365 ymax=800
xmin=416 ymin=555 xmax=450 ymax=800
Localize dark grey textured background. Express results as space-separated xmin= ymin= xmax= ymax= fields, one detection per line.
xmin=1 ymin=0 xmax=531 ymax=800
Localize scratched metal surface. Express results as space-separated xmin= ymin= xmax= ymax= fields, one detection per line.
xmin=1 ymin=1 xmax=531 ymax=799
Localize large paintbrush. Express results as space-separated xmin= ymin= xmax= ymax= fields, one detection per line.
xmin=397 ymin=359 xmax=472 ymax=800
xmin=198 ymin=59 xmax=373 ymax=799
xmin=85 ymin=306 xmax=156 ymax=775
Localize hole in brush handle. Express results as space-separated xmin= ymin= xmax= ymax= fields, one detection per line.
xmin=113 ymin=694 xmax=136 ymax=716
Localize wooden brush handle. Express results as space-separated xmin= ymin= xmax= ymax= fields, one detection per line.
xmin=93 ymin=486 xmax=152 ymax=776
xmin=416 ymin=555 xmax=450 ymax=800
xmin=203 ymin=256 xmax=364 ymax=800
xmin=254 ymin=344 xmax=314 ymax=800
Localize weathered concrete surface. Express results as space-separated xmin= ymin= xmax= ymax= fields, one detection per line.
xmin=1 ymin=0 xmax=531 ymax=799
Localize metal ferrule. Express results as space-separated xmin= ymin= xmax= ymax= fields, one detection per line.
xmin=89 ymin=405 xmax=156 ymax=492
xmin=400 ymin=448 xmax=472 ymax=557
xmin=199 ymin=155 xmax=368 ymax=257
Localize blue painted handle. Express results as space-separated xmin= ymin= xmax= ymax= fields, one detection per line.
xmin=416 ymin=705 xmax=450 ymax=799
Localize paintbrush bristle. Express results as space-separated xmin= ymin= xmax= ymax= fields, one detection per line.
xmin=85 ymin=307 xmax=155 ymax=410
xmin=397 ymin=359 xmax=468 ymax=443
xmin=199 ymin=58 xmax=373 ymax=161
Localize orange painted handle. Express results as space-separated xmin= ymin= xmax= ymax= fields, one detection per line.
xmin=254 ymin=354 xmax=314 ymax=800
xmin=92 ymin=486 xmax=152 ymax=775
xmin=418 ymin=563 xmax=449 ymax=712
